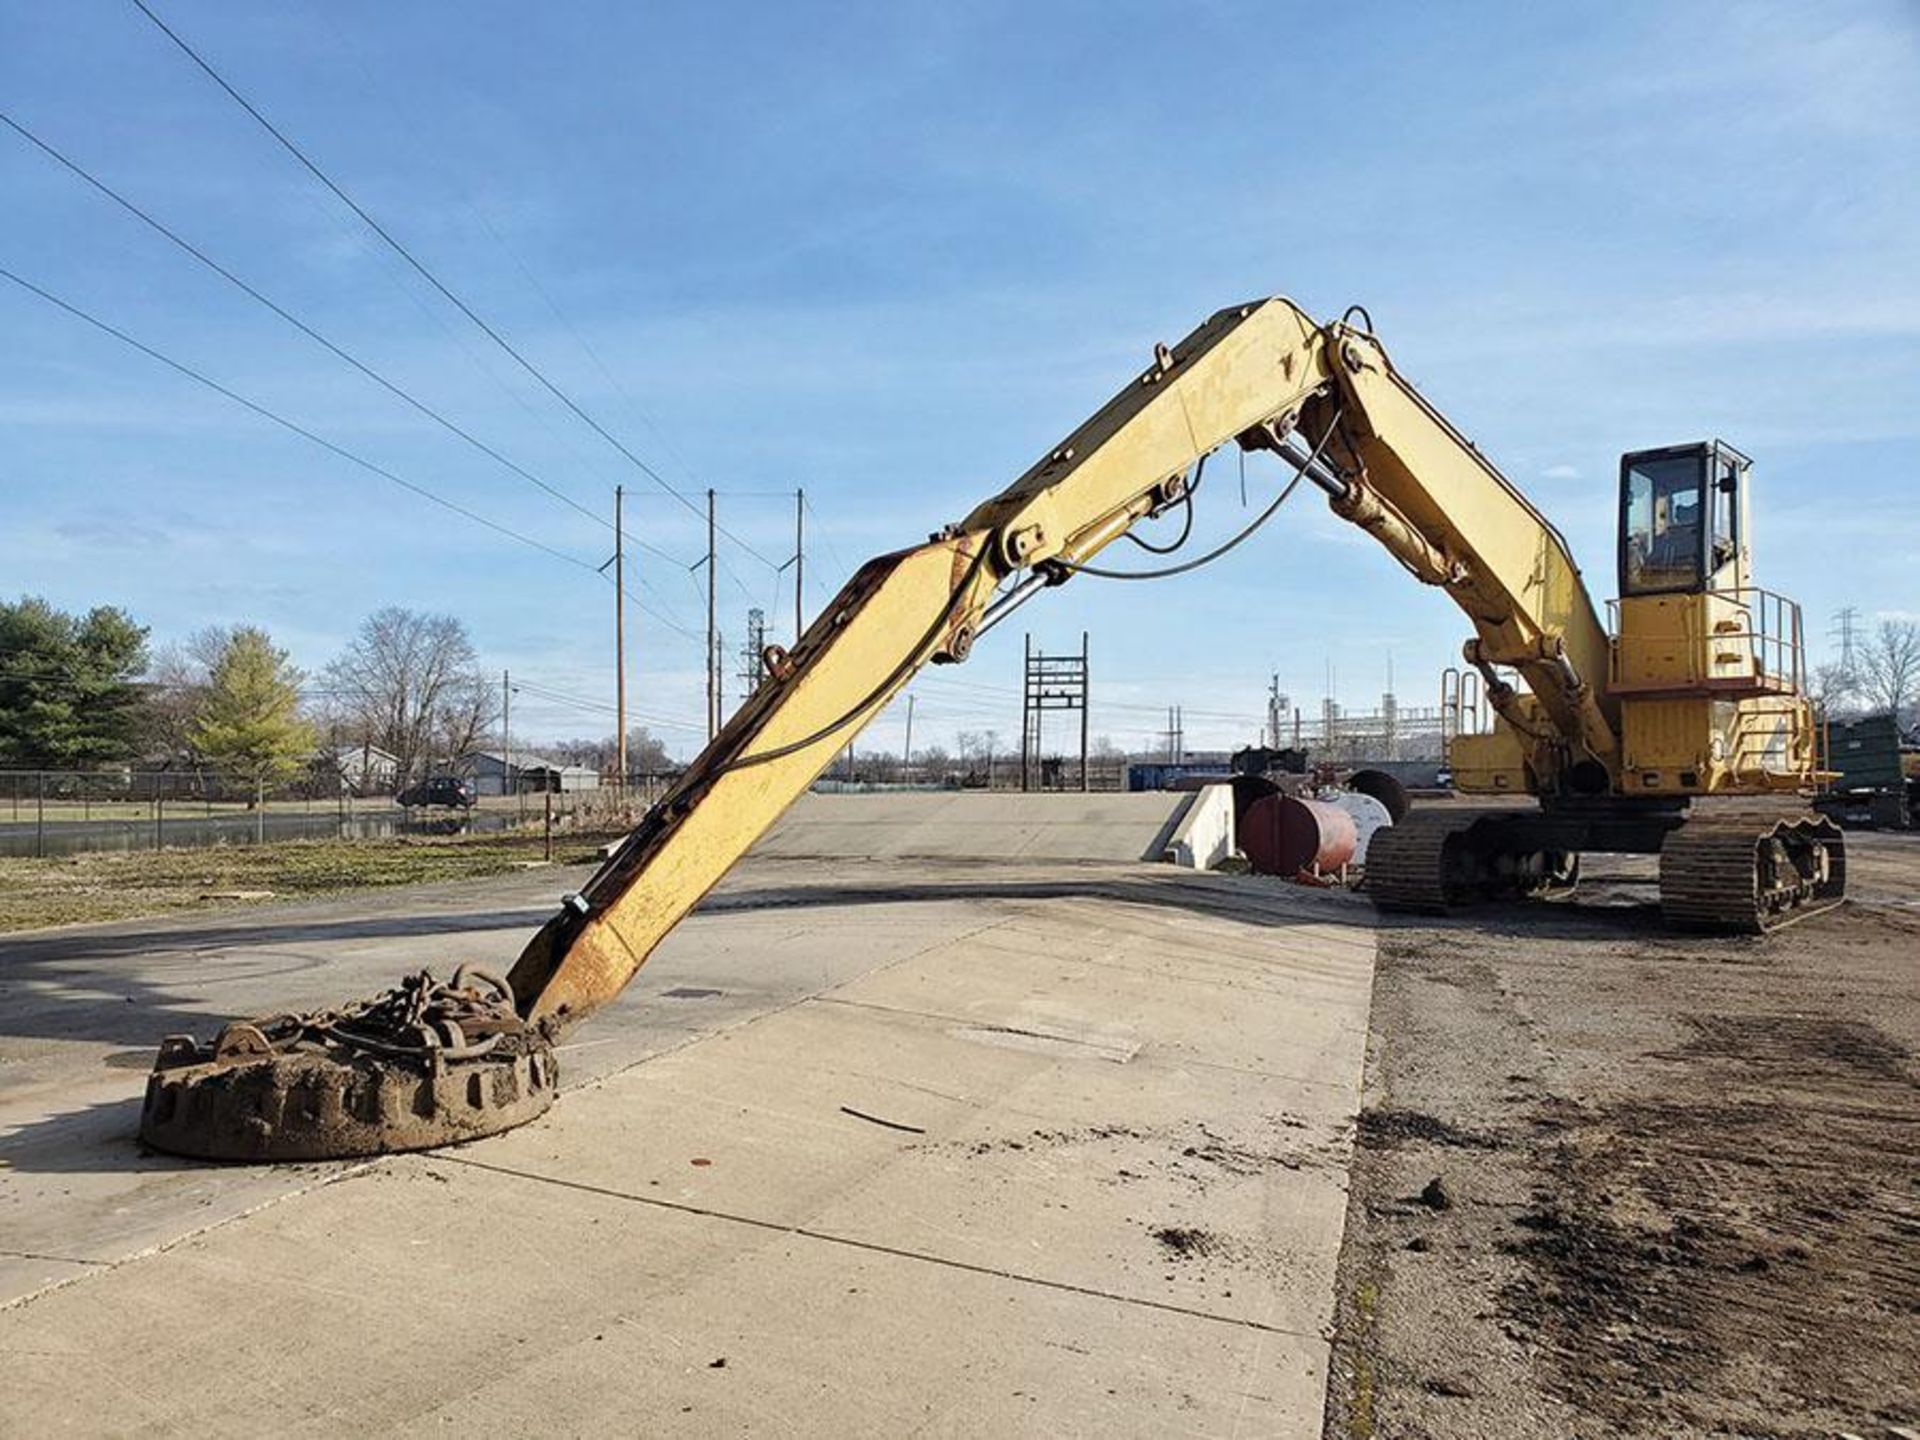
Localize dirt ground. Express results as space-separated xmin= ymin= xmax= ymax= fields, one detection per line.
xmin=1323 ymin=831 xmax=1920 ymax=1439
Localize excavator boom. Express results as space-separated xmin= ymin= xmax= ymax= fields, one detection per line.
xmin=507 ymin=297 xmax=1622 ymax=1030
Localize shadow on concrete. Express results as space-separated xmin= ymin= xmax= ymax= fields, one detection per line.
xmin=0 ymin=907 xmax=559 ymax=1052
xmin=0 ymin=858 xmax=1675 ymax=1059
xmin=730 ymin=869 xmax=1679 ymax=946
xmin=0 ymin=1092 xmax=213 ymax=1176
xmin=697 ymin=876 xmax=1366 ymax=936
xmin=0 ymin=906 xmax=554 ymax=970
xmin=0 ymin=865 xmax=1337 ymax=1056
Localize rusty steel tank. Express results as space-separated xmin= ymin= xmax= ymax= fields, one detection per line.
xmin=1240 ymin=793 xmax=1359 ymax=877
xmin=1326 ymin=790 xmax=1395 ymax=864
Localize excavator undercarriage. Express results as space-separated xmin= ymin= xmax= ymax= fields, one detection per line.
xmin=1368 ymin=801 xmax=1846 ymax=932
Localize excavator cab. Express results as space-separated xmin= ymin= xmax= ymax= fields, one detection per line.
xmin=1618 ymin=440 xmax=1749 ymax=597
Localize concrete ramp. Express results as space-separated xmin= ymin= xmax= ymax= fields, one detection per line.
xmin=750 ymin=791 xmax=1187 ymax=864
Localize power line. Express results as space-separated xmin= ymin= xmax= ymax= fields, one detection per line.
xmin=511 ymin=679 xmax=704 ymax=734
xmin=0 ymin=263 xmax=701 ymax=644
xmin=308 ymin=4 xmax=716 ymax=506
xmin=2 ymin=111 xmax=707 ymax=627
xmin=802 ymin=492 xmax=855 ymax=584
xmin=1 ymin=110 xmax=703 ymax=624
xmin=0 ymin=110 xmax=645 ymax=542
xmin=128 ymin=0 xmax=783 ymax=572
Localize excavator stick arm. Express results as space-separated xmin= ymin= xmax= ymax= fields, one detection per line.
xmin=507 ymin=534 xmax=1000 ymax=1026
xmin=506 ymin=298 xmax=1344 ymax=1028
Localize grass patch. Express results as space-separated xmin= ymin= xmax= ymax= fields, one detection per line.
xmin=0 ymin=832 xmax=616 ymax=933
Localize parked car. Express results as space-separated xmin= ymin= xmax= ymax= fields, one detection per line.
xmin=396 ymin=776 xmax=478 ymax=809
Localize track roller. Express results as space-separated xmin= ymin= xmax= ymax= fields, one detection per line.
xmin=1659 ymin=812 xmax=1846 ymax=933
xmin=1366 ymin=810 xmax=1579 ymax=915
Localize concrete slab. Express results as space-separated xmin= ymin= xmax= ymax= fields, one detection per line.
xmin=0 ymin=798 xmax=1376 ymax=1434
xmin=405 ymin=1179 xmax=1330 ymax=1437
xmin=0 ymin=861 xmax=1020 ymax=1304
xmin=753 ymin=791 xmax=1185 ymax=863
xmin=2 ymin=1151 xmax=1324 ymax=1436
xmin=0 ymin=866 xmax=600 ymax=1298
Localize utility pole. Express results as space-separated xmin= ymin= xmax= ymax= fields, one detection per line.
xmin=502 ymin=668 xmax=512 ymax=805
xmin=706 ymin=487 xmax=718 ymax=742
xmin=1022 ymin=635 xmax=1034 ymax=792
xmin=794 ymin=488 xmax=805 ymax=646
xmin=1080 ymin=631 xmax=1090 ymax=793
xmin=903 ymin=692 xmax=916 ymax=785
xmin=614 ymin=485 xmax=627 ymax=793
xmin=1383 ymin=653 xmax=1396 ymax=761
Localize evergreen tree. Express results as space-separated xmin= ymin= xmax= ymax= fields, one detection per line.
xmin=192 ymin=628 xmax=315 ymax=800
xmin=0 ymin=596 xmax=149 ymax=766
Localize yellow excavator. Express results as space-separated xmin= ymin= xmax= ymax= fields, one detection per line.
xmin=141 ymin=297 xmax=1844 ymax=1161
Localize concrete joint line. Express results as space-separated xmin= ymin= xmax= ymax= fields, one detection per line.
xmin=440 ymin=1153 xmax=1321 ymax=1341
xmin=0 ymin=1158 xmax=380 ymax=1314
xmin=561 ymin=917 xmax=1023 ymax=1100
xmin=0 ymin=1249 xmax=108 ymax=1268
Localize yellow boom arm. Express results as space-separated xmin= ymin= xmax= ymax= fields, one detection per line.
xmin=507 ymin=297 xmax=1616 ymax=1028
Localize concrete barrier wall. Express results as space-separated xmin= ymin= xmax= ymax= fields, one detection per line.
xmin=1162 ymin=782 xmax=1235 ymax=869
xmin=750 ymin=791 xmax=1187 ymax=864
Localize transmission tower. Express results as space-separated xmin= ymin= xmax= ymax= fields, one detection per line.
xmin=1020 ymin=632 xmax=1090 ymax=791
xmin=1832 ymin=606 xmax=1862 ymax=672
xmin=738 ymin=607 xmax=768 ymax=696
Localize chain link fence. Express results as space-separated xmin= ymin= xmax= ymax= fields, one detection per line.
xmin=0 ymin=768 xmax=672 ymax=859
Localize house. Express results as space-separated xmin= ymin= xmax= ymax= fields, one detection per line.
xmin=319 ymin=743 xmax=401 ymax=797
xmin=547 ymin=763 xmax=602 ymax=793
xmin=466 ymin=750 xmax=601 ymax=796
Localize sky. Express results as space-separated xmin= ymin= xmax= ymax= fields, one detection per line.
xmin=3 ymin=1 xmax=1917 ymax=759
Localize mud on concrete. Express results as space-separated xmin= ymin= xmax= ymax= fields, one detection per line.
xmin=1323 ymin=836 xmax=1920 ymax=1439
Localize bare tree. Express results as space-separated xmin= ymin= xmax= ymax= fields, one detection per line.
xmin=547 ymin=728 xmax=674 ymax=778
xmin=1809 ymin=660 xmax=1862 ymax=718
xmin=954 ymin=728 xmax=1004 ymax=788
xmin=433 ymin=670 xmax=498 ymax=775
xmin=1860 ymin=619 xmax=1920 ymax=723
xmin=626 ymin=727 xmax=672 ymax=773
xmin=143 ymin=625 xmax=236 ymax=766
xmin=322 ymin=608 xmax=496 ymax=783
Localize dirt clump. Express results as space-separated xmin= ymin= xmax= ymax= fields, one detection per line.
xmin=1151 ymin=1225 xmax=1219 ymax=1259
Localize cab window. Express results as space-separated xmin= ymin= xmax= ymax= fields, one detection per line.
xmin=1622 ymin=454 xmax=1703 ymax=593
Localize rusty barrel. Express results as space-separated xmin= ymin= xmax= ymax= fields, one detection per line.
xmin=1347 ymin=768 xmax=1412 ymax=823
xmin=1240 ymin=794 xmax=1359 ymax=876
